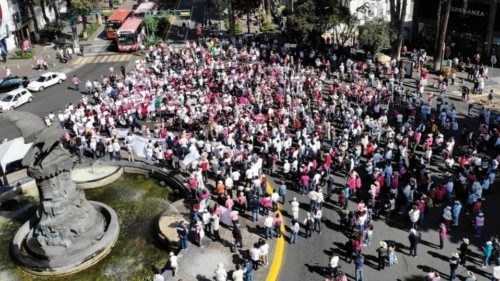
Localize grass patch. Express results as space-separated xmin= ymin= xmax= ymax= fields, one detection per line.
xmin=80 ymin=22 xmax=101 ymax=40
xmin=9 ymin=50 xmax=34 ymax=60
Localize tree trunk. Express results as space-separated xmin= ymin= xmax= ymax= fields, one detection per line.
xmin=40 ymin=0 xmax=51 ymax=27
xmin=389 ymin=0 xmax=407 ymax=61
xmin=246 ymin=12 xmax=251 ymax=34
xmin=228 ymin=1 xmax=236 ymax=43
xmin=28 ymin=2 xmax=41 ymax=42
xmin=434 ymin=0 xmax=452 ymax=71
xmin=265 ymin=0 xmax=271 ymax=18
xmin=52 ymin=2 xmax=62 ymax=27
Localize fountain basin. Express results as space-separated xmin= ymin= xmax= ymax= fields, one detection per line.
xmin=11 ymin=201 xmax=119 ymax=276
xmin=72 ymin=166 xmax=123 ymax=189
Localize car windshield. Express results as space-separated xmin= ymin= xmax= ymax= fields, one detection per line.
xmin=1 ymin=95 xmax=13 ymax=102
xmin=36 ymin=76 xmax=46 ymax=82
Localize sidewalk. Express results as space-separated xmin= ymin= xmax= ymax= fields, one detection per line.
xmin=160 ymin=173 xmax=276 ymax=281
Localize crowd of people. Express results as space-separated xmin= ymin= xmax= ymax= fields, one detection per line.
xmin=41 ymin=33 xmax=500 ymax=281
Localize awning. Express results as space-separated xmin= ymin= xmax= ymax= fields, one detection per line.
xmin=0 ymin=137 xmax=32 ymax=172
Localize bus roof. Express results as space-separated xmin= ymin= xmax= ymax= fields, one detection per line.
xmin=117 ymin=17 xmax=143 ymax=33
xmin=107 ymin=9 xmax=131 ymax=22
xmin=134 ymin=2 xmax=158 ymax=15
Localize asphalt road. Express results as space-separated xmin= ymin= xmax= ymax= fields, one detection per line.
xmin=0 ymin=59 xmax=135 ymax=141
xmin=275 ymin=73 xmax=500 ymax=281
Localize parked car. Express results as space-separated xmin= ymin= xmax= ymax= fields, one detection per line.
xmin=0 ymin=88 xmax=33 ymax=111
xmin=0 ymin=76 xmax=29 ymax=93
xmin=27 ymin=72 xmax=67 ymax=92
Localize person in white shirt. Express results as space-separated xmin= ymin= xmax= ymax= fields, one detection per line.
xmin=291 ymin=197 xmax=300 ymax=220
xmin=169 ymin=252 xmax=178 ymax=276
xmin=250 ymin=244 xmax=261 ymax=270
xmin=259 ymin=239 xmax=270 ymax=267
xmin=264 ymin=214 xmax=274 ymax=239
xmin=232 ymin=264 xmax=245 ymax=281
xmin=214 ymin=263 xmax=227 ymax=281
xmin=290 ymin=220 xmax=300 ymax=244
xmin=408 ymin=205 xmax=420 ymax=230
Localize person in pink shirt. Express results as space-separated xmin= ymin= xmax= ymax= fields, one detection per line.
xmin=225 ymin=196 xmax=234 ymax=210
xmin=230 ymin=210 xmax=239 ymax=227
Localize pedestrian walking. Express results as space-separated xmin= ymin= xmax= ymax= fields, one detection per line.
xmin=303 ymin=212 xmax=314 ymax=238
xmin=290 ymin=219 xmax=299 ymax=244
xmin=214 ymin=263 xmax=227 ymax=281
xmin=251 ymin=196 xmax=260 ymax=222
xmin=278 ymin=181 xmax=287 ymax=204
xmin=273 ymin=213 xmax=282 ymax=238
xmin=250 ymin=243 xmax=260 ymax=270
xmin=264 ymin=214 xmax=273 ymax=239
xmin=483 ymin=240 xmax=493 ymax=268
xmin=438 ymin=223 xmax=447 ymax=249
xmin=313 ymin=207 xmax=322 ymax=233
xmin=194 ymin=221 xmax=204 ymax=247
xmin=169 ymin=252 xmax=178 ymax=276
xmin=409 ymin=205 xmax=420 ymax=230
xmin=176 ymin=221 xmax=188 ymax=250
xmin=449 ymin=252 xmax=460 ymax=281
xmin=259 ymin=239 xmax=269 ymax=267
xmin=464 ymin=270 xmax=476 ymax=281
xmin=120 ymin=64 xmax=126 ymax=77
xmin=460 ymin=238 xmax=470 ymax=265
xmin=377 ymin=241 xmax=388 ymax=270
xmin=71 ymin=75 xmax=81 ymax=91
xmin=244 ymin=259 xmax=254 ymax=281
xmin=291 ymin=197 xmax=300 ymax=220
xmin=329 ymin=255 xmax=340 ymax=277
xmin=355 ymin=255 xmax=364 ymax=281
xmin=493 ymin=265 xmax=500 ymax=281
xmin=232 ymin=223 xmax=243 ymax=250
xmin=408 ymin=228 xmax=420 ymax=257
xmin=232 ymin=264 xmax=244 ymax=281
xmin=475 ymin=212 xmax=485 ymax=237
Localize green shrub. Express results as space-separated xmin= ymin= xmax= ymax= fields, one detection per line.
xmin=10 ymin=49 xmax=34 ymax=60
xmin=80 ymin=22 xmax=101 ymax=40
xmin=261 ymin=20 xmax=276 ymax=32
xmin=224 ymin=19 xmax=243 ymax=34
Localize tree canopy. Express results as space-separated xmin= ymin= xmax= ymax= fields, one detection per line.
xmin=284 ymin=0 xmax=348 ymax=45
xmin=358 ymin=19 xmax=393 ymax=53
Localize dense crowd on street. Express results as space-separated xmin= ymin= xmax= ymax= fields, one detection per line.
xmin=38 ymin=34 xmax=500 ymax=281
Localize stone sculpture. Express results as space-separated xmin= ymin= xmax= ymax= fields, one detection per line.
xmin=2 ymin=111 xmax=119 ymax=275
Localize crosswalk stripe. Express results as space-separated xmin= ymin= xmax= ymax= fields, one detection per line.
xmin=73 ymin=54 xmax=137 ymax=65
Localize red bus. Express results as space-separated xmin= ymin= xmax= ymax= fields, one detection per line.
xmin=116 ymin=17 xmax=143 ymax=52
xmin=132 ymin=1 xmax=159 ymax=17
xmin=105 ymin=9 xmax=132 ymax=39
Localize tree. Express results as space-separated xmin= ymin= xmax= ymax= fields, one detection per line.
xmin=233 ymin=0 xmax=260 ymax=34
xmin=433 ymin=0 xmax=452 ymax=71
xmin=389 ymin=0 xmax=408 ymax=60
xmin=330 ymin=10 xmax=358 ymax=47
xmin=358 ymin=19 xmax=393 ymax=54
xmin=143 ymin=16 xmax=159 ymax=41
xmin=67 ymin=0 xmax=101 ymax=30
xmin=284 ymin=0 xmax=343 ymax=45
xmin=284 ymin=0 xmax=318 ymax=45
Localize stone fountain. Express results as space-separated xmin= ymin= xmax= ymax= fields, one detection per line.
xmin=1 ymin=111 xmax=119 ymax=275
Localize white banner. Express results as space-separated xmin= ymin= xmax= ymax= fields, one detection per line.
xmin=116 ymin=128 xmax=130 ymax=139
xmin=131 ymin=135 xmax=164 ymax=158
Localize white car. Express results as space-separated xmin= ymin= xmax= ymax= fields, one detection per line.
xmin=0 ymin=88 xmax=33 ymax=111
xmin=27 ymin=72 xmax=67 ymax=92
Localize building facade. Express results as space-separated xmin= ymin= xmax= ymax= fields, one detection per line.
xmin=412 ymin=0 xmax=499 ymax=58
xmin=0 ymin=0 xmax=65 ymax=53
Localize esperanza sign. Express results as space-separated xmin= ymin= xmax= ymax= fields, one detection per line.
xmin=451 ymin=6 xmax=487 ymax=17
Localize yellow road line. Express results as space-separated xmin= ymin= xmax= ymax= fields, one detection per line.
xmin=265 ymin=181 xmax=285 ymax=281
